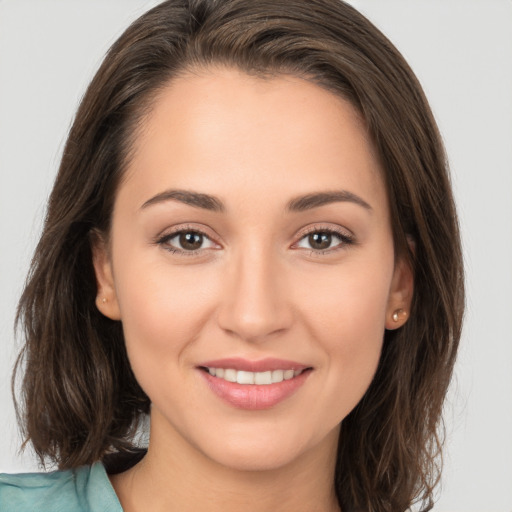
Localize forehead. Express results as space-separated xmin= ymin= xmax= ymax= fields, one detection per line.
xmin=120 ymin=67 xmax=386 ymax=214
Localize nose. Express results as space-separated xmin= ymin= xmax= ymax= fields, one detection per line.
xmin=216 ymin=246 xmax=293 ymax=343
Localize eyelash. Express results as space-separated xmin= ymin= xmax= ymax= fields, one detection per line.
xmin=155 ymin=225 xmax=355 ymax=256
xmin=294 ymin=226 xmax=355 ymax=255
xmin=155 ymin=225 xmax=217 ymax=256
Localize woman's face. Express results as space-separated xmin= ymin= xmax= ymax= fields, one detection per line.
xmin=94 ymin=68 xmax=412 ymax=472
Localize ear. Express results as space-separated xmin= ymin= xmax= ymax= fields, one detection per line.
xmin=90 ymin=230 xmax=121 ymax=320
xmin=385 ymin=254 xmax=414 ymax=330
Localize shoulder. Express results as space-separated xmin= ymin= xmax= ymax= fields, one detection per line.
xmin=0 ymin=462 xmax=123 ymax=512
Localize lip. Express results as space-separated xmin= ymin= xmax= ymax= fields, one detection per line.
xmin=197 ymin=358 xmax=312 ymax=410
xmin=199 ymin=357 xmax=309 ymax=373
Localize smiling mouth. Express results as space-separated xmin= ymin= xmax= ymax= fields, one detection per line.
xmin=198 ymin=362 xmax=313 ymax=409
xmin=200 ymin=367 xmax=310 ymax=385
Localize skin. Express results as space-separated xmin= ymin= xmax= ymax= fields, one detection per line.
xmin=93 ymin=67 xmax=413 ymax=512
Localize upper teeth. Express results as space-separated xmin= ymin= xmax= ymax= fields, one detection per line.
xmin=207 ymin=368 xmax=303 ymax=385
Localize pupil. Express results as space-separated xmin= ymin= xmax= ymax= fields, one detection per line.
xmin=180 ymin=232 xmax=202 ymax=250
xmin=309 ymin=232 xmax=331 ymax=250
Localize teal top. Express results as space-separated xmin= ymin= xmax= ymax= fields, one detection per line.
xmin=0 ymin=462 xmax=123 ymax=512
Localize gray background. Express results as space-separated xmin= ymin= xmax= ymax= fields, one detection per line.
xmin=1 ymin=1 xmax=511 ymax=510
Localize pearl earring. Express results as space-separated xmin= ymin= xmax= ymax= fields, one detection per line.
xmin=392 ymin=309 xmax=406 ymax=322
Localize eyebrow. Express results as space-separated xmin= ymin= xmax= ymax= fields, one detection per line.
xmin=286 ymin=190 xmax=372 ymax=212
xmin=140 ymin=188 xmax=372 ymax=213
xmin=141 ymin=189 xmax=225 ymax=212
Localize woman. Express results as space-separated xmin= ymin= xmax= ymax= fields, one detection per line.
xmin=0 ymin=0 xmax=464 ymax=511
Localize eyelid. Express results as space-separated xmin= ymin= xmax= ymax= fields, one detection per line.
xmin=154 ymin=224 xmax=222 ymax=255
xmin=297 ymin=223 xmax=354 ymax=238
xmin=292 ymin=224 xmax=355 ymax=253
xmin=153 ymin=222 xmax=355 ymax=256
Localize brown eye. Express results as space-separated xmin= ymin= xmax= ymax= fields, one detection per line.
xmin=159 ymin=230 xmax=217 ymax=253
xmin=296 ymin=228 xmax=353 ymax=253
xmin=308 ymin=232 xmax=332 ymax=250
xmin=179 ymin=232 xmax=203 ymax=250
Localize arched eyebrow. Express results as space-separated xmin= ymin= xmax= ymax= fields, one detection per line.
xmin=286 ymin=191 xmax=372 ymax=212
xmin=140 ymin=189 xmax=372 ymax=213
xmin=141 ymin=189 xmax=225 ymax=212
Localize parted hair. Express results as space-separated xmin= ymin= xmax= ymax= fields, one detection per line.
xmin=14 ymin=1 xmax=464 ymax=511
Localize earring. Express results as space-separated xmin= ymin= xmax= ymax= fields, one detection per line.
xmin=101 ymin=297 xmax=107 ymax=304
xmin=392 ymin=309 xmax=406 ymax=322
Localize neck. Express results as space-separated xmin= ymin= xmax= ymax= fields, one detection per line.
xmin=111 ymin=412 xmax=341 ymax=512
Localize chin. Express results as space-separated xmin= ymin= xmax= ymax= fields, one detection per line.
xmin=207 ymin=443 xmax=305 ymax=473
xmin=199 ymin=424 xmax=339 ymax=474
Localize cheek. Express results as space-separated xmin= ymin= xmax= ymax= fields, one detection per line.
xmin=299 ymin=252 xmax=393 ymax=338
xmin=295 ymin=253 xmax=393 ymax=411
xmin=313 ymin=288 xmax=386 ymax=389
xmin=113 ymin=255 xmax=219 ymax=360
xmin=112 ymin=259 xmax=221 ymax=416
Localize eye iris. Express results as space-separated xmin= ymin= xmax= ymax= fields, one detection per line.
xmin=309 ymin=232 xmax=332 ymax=250
xmin=179 ymin=232 xmax=203 ymax=250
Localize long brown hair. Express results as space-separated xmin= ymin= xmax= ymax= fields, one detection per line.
xmin=14 ymin=1 xmax=464 ymax=511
